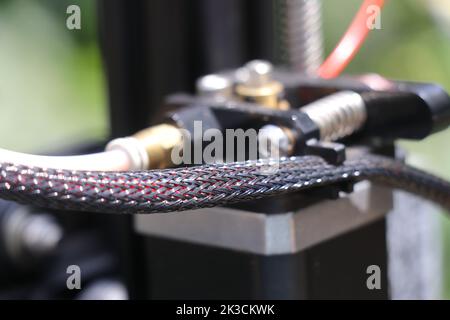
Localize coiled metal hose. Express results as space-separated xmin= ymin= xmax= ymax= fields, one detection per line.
xmin=276 ymin=0 xmax=323 ymax=74
xmin=302 ymin=91 xmax=367 ymax=141
xmin=0 ymin=153 xmax=448 ymax=214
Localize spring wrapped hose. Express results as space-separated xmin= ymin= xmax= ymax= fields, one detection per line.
xmin=0 ymin=153 xmax=448 ymax=214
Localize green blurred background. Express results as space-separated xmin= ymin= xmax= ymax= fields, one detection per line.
xmin=0 ymin=0 xmax=448 ymax=298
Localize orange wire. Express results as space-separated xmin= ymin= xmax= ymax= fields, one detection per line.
xmin=317 ymin=0 xmax=385 ymax=79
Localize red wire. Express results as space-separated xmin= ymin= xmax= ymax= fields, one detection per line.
xmin=317 ymin=0 xmax=385 ymax=79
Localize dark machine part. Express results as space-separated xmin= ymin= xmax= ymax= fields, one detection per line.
xmin=0 ymin=198 xmax=124 ymax=299
xmin=164 ymin=76 xmax=450 ymax=160
xmin=165 ymin=98 xmax=322 ymax=161
xmin=141 ymin=220 xmax=388 ymax=300
xmin=96 ymin=0 xmax=397 ymax=299
xmin=275 ymin=72 xmax=450 ymax=140
xmin=0 ymin=0 xmax=445 ymax=300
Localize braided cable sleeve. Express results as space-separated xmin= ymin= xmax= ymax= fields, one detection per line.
xmin=0 ymin=154 xmax=448 ymax=214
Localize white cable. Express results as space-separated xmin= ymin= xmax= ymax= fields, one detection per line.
xmin=0 ymin=126 xmax=172 ymax=171
xmin=0 ymin=125 xmax=179 ymax=171
xmin=0 ymin=148 xmax=132 ymax=171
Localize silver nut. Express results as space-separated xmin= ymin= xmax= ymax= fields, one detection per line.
xmin=196 ymin=74 xmax=232 ymax=99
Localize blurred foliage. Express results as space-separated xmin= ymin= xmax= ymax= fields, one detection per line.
xmin=0 ymin=0 xmax=106 ymax=152
xmin=0 ymin=0 xmax=448 ymax=298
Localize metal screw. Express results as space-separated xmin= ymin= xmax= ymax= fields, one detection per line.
xmin=196 ymin=74 xmax=232 ymax=99
xmin=236 ymin=60 xmax=274 ymax=87
xmin=2 ymin=206 xmax=63 ymax=263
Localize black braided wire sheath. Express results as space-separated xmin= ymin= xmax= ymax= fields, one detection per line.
xmin=0 ymin=154 xmax=449 ymax=214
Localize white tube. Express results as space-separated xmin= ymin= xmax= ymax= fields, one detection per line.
xmin=0 ymin=148 xmax=132 ymax=171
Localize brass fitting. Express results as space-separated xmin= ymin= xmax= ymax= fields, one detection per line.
xmin=235 ymin=60 xmax=289 ymax=110
xmin=132 ymin=124 xmax=183 ymax=169
xmin=106 ymin=124 xmax=183 ymax=170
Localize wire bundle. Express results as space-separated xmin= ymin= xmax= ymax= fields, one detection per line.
xmin=0 ymin=154 xmax=448 ymax=214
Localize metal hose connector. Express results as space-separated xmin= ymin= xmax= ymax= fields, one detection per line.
xmin=106 ymin=124 xmax=183 ymax=170
xmin=301 ymin=91 xmax=367 ymax=141
xmin=276 ymin=0 xmax=323 ymax=74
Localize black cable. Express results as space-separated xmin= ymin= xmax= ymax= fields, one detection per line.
xmin=0 ymin=153 xmax=448 ymax=214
